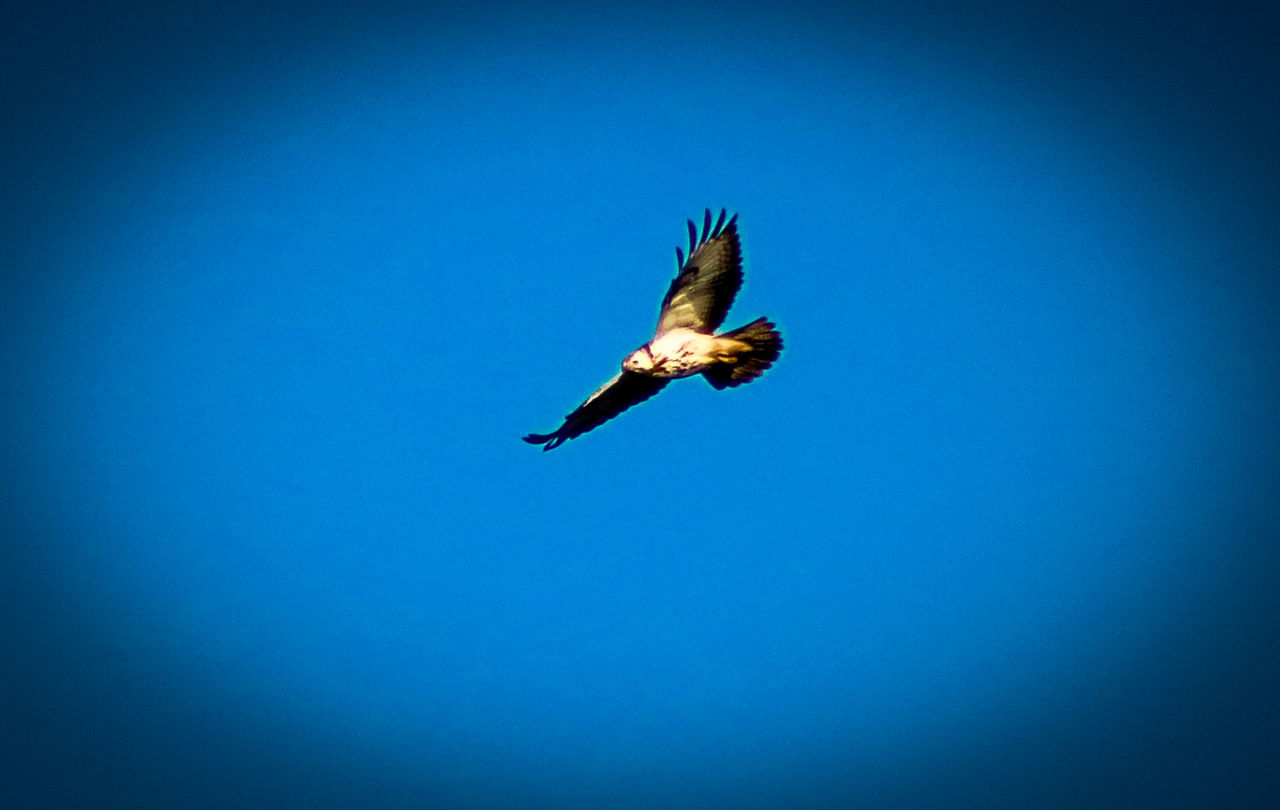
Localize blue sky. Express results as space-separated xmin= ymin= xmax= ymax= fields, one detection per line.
xmin=3 ymin=2 xmax=1278 ymax=808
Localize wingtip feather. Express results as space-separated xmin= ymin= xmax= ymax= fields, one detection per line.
xmin=524 ymin=431 xmax=566 ymax=450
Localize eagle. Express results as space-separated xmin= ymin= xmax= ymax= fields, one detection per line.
xmin=523 ymin=208 xmax=782 ymax=450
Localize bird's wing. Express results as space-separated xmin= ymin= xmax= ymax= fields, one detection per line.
xmin=654 ymin=208 xmax=742 ymax=337
xmin=523 ymin=371 xmax=669 ymax=451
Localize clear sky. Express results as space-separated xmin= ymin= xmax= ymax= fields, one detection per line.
xmin=3 ymin=2 xmax=1278 ymax=808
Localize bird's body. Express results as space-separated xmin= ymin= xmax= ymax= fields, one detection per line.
xmin=624 ymin=328 xmax=746 ymax=378
xmin=523 ymin=209 xmax=782 ymax=450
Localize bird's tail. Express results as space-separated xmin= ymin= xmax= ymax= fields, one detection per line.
xmin=703 ymin=317 xmax=783 ymax=390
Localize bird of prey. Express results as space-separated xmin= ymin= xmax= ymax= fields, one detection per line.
xmin=523 ymin=208 xmax=782 ymax=450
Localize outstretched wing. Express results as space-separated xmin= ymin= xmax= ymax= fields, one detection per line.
xmin=523 ymin=372 xmax=669 ymax=451
xmin=655 ymin=208 xmax=742 ymax=337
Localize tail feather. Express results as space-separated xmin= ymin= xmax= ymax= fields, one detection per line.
xmin=703 ymin=317 xmax=783 ymax=390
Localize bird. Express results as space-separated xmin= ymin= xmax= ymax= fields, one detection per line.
xmin=523 ymin=208 xmax=782 ymax=450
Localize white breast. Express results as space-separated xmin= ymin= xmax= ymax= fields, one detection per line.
xmin=648 ymin=329 xmax=718 ymax=378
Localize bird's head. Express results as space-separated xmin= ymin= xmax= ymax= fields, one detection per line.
xmin=622 ymin=345 xmax=654 ymax=373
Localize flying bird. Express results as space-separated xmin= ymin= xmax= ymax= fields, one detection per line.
xmin=523 ymin=208 xmax=782 ymax=450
